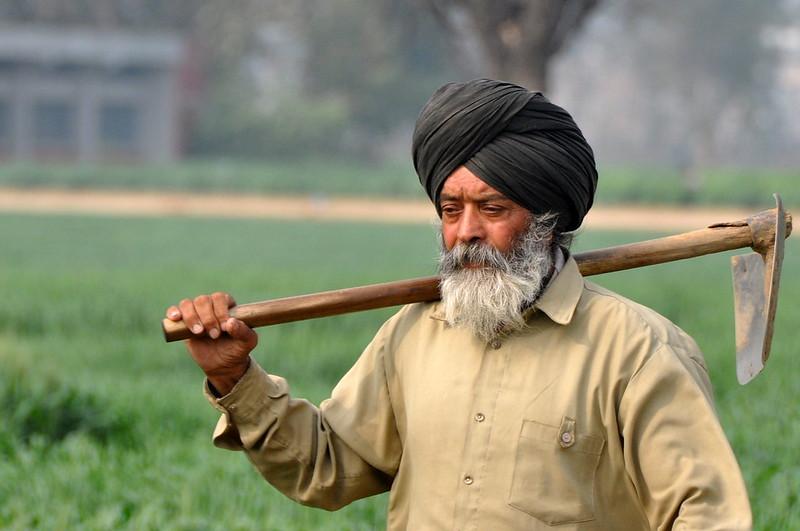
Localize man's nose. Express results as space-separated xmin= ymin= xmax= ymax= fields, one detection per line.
xmin=455 ymin=207 xmax=486 ymax=245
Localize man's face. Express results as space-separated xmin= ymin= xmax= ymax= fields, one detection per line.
xmin=439 ymin=166 xmax=533 ymax=255
xmin=437 ymin=167 xmax=557 ymax=342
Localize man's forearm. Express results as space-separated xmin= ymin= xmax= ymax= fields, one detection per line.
xmin=207 ymin=361 xmax=393 ymax=509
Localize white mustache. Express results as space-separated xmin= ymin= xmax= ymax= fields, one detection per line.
xmin=437 ymin=221 xmax=556 ymax=342
xmin=440 ymin=241 xmax=510 ymax=273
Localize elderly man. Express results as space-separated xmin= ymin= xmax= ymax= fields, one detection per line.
xmin=166 ymin=79 xmax=751 ymax=529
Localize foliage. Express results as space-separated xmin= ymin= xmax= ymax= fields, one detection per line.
xmin=592 ymin=166 xmax=800 ymax=207
xmin=299 ymin=0 xmax=458 ymax=157
xmin=0 ymin=159 xmax=423 ymax=197
xmin=190 ymin=88 xmax=351 ymax=159
xmin=0 ymin=161 xmax=797 ymax=208
xmin=0 ymin=213 xmax=797 ymax=529
xmin=0 ymin=363 xmax=138 ymax=455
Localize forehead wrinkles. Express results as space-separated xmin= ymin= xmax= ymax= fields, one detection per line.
xmin=439 ymin=190 xmax=510 ymax=203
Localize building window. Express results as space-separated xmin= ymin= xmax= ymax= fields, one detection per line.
xmin=100 ymin=102 xmax=140 ymax=155
xmin=0 ymin=100 xmax=10 ymax=155
xmin=33 ymin=100 xmax=77 ymax=152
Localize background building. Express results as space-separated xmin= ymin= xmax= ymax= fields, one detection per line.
xmin=0 ymin=25 xmax=184 ymax=163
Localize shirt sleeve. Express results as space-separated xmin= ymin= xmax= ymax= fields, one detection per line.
xmin=204 ymin=329 xmax=401 ymax=511
xmin=618 ymin=343 xmax=752 ymax=530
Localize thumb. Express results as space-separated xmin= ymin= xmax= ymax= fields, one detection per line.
xmin=224 ymin=318 xmax=258 ymax=348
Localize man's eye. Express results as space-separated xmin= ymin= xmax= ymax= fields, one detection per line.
xmin=482 ymin=205 xmax=505 ymax=215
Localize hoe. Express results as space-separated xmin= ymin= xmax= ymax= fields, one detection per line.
xmin=163 ymin=195 xmax=791 ymax=385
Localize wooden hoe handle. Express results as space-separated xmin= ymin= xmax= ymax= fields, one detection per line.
xmin=163 ymin=204 xmax=792 ymax=343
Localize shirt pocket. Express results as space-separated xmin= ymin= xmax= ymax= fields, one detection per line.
xmin=507 ymin=417 xmax=605 ymax=525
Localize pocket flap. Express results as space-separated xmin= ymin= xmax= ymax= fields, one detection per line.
xmin=519 ymin=419 xmax=604 ymax=455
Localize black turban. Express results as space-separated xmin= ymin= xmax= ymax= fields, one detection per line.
xmin=412 ymin=79 xmax=598 ymax=232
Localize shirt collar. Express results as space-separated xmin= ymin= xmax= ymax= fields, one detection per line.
xmin=530 ymin=250 xmax=583 ymax=325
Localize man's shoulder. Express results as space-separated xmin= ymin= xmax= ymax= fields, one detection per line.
xmin=374 ymin=301 xmax=442 ymax=343
xmin=360 ymin=301 xmax=445 ymax=372
xmin=577 ymin=280 xmax=702 ymax=358
xmin=579 ymin=280 xmax=668 ymax=327
xmin=386 ymin=301 xmax=441 ymax=325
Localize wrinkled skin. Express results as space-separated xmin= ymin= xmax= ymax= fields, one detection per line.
xmin=165 ymin=292 xmax=256 ymax=395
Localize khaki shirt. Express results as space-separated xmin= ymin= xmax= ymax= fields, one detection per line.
xmin=207 ymin=256 xmax=752 ymax=530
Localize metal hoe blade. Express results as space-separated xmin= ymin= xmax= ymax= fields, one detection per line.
xmin=732 ymin=194 xmax=787 ymax=384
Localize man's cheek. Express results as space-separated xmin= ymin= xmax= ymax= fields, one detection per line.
xmin=442 ymin=228 xmax=458 ymax=250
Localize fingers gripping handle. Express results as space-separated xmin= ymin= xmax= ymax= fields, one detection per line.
xmin=162 ymin=277 xmax=442 ymax=342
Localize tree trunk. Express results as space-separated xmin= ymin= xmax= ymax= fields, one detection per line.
xmin=464 ymin=3 xmax=552 ymax=92
xmin=435 ymin=0 xmax=602 ymax=94
xmin=480 ymin=46 xmax=549 ymax=92
xmin=498 ymin=55 xmax=549 ymax=92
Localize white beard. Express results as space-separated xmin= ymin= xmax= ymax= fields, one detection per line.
xmin=438 ymin=219 xmax=556 ymax=342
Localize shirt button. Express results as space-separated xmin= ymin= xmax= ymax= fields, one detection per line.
xmin=490 ymin=339 xmax=502 ymax=349
xmin=561 ymin=432 xmax=573 ymax=444
xmin=463 ymin=475 xmax=474 ymax=485
xmin=474 ymin=413 xmax=485 ymax=423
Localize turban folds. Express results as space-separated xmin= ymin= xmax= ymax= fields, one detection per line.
xmin=412 ymin=79 xmax=598 ymax=232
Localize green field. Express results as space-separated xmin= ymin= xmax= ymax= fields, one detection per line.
xmin=0 ymin=213 xmax=797 ymax=530
xmin=0 ymin=160 xmax=798 ymax=208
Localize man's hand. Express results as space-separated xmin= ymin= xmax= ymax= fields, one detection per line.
xmin=165 ymin=292 xmax=258 ymax=396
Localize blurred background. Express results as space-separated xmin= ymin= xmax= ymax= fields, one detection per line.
xmin=0 ymin=1 xmax=798 ymax=530
xmin=0 ymin=0 xmax=797 ymax=201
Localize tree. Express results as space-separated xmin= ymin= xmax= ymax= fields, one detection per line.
xmin=418 ymin=0 xmax=604 ymax=91
xmin=618 ymin=0 xmax=784 ymax=198
xmin=302 ymin=0 xmax=456 ymax=147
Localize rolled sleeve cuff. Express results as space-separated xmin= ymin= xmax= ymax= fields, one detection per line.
xmin=202 ymin=360 xmax=289 ymax=450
